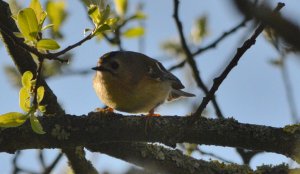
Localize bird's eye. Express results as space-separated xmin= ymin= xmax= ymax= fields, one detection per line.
xmin=110 ymin=61 xmax=119 ymax=69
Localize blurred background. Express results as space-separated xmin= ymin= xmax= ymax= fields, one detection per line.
xmin=1 ymin=0 xmax=300 ymax=173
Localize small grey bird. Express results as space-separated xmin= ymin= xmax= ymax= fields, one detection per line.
xmin=92 ymin=51 xmax=195 ymax=115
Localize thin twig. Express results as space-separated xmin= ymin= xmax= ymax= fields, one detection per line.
xmin=194 ymin=2 xmax=285 ymax=117
xmin=280 ymin=56 xmax=299 ymax=123
xmin=168 ymin=59 xmax=186 ymax=71
xmin=12 ymin=151 xmax=39 ymax=174
xmin=32 ymin=57 xmax=44 ymax=107
xmin=173 ymin=0 xmax=224 ymax=118
xmin=38 ymin=150 xmax=47 ymax=170
xmin=0 ymin=22 xmax=93 ymax=62
xmin=196 ymin=147 xmax=234 ymax=164
xmin=193 ymin=17 xmax=250 ymax=56
xmin=168 ymin=18 xmax=249 ymax=72
xmin=43 ymin=152 xmax=64 ymax=174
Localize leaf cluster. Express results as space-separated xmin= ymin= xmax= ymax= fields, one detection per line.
xmin=0 ymin=71 xmax=46 ymax=134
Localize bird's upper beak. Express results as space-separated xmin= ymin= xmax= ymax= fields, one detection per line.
xmin=92 ymin=65 xmax=115 ymax=75
xmin=92 ymin=65 xmax=108 ymax=72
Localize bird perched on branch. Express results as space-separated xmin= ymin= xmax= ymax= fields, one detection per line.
xmin=92 ymin=51 xmax=195 ymax=116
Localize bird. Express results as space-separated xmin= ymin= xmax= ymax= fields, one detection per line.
xmin=92 ymin=51 xmax=195 ymax=116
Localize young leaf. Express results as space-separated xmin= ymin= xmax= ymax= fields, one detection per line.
xmin=29 ymin=0 xmax=44 ymax=23
xmin=46 ymin=1 xmax=67 ymax=32
xmin=191 ymin=16 xmax=208 ymax=43
xmin=88 ymin=4 xmax=101 ymax=26
xmin=13 ymin=32 xmax=24 ymax=38
xmin=105 ymin=18 xmax=118 ymax=26
xmin=38 ymin=11 xmax=47 ymax=30
xmin=30 ymin=115 xmax=46 ymax=134
xmin=38 ymin=105 xmax=46 ymax=113
xmin=134 ymin=11 xmax=146 ymax=20
xmin=100 ymin=5 xmax=110 ymax=24
xmin=17 ymin=8 xmax=39 ymax=41
xmin=93 ymin=24 xmax=110 ymax=36
xmin=37 ymin=39 xmax=60 ymax=50
xmin=0 ymin=112 xmax=27 ymax=128
xmin=114 ymin=0 xmax=127 ymax=17
xmin=11 ymin=14 xmax=17 ymax=21
xmin=22 ymin=71 xmax=33 ymax=89
xmin=19 ymin=87 xmax=31 ymax=112
xmin=122 ymin=27 xmax=145 ymax=38
xmin=41 ymin=24 xmax=54 ymax=31
xmin=37 ymin=86 xmax=45 ymax=103
xmin=84 ymin=28 xmax=93 ymax=35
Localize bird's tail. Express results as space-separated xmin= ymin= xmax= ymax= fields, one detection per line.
xmin=167 ymin=89 xmax=195 ymax=101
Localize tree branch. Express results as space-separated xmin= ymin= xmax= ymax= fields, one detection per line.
xmin=0 ymin=7 xmax=93 ymax=62
xmin=1 ymin=112 xmax=300 ymax=163
xmin=234 ymin=0 xmax=300 ymax=52
xmin=168 ymin=17 xmax=250 ymax=72
xmin=194 ymin=2 xmax=285 ymax=116
xmin=88 ymin=143 xmax=300 ymax=174
xmin=192 ymin=17 xmax=250 ymax=56
xmin=0 ymin=2 xmax=98 ymax=173
xmin=172 ymin=0 xmax=224 ymax=119
xmin=0 ymin=1 xmax=64 ymax=115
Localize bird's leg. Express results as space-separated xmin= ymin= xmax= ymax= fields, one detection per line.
xmin=146 ymin=108 xmax=161 ymax=117
xmin=144 ymin=108 xmax=161 ymax=135
xmin=95 ymin=107 xmax=114 ymax=113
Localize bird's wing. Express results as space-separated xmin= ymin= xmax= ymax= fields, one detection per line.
xmin=147 ymin=61 xmax=185 ymax=89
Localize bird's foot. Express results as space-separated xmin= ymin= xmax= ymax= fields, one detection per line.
xmin=146 ymin=109 xmax=161 ymax=117
xmin=146 ymin=113 xmax=161 ymax=117
xmin=95 ymin=107 xmax=114 ymax=113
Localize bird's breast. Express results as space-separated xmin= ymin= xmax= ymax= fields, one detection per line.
xmin=93 ymin=72 xmax=172 ymax=113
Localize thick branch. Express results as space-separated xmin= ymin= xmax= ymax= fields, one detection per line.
xmin=0 ymin=1 xmax=64 ymax=115
xmin=0 ymin=2 xmax=98 ymax=173
xmin=88 ymin=143 xmax=299 ymax=174
xmin=234 ymin=0 xmax=300 ymax=51
xmin=1 ymin=112 xmax=300 ymax=163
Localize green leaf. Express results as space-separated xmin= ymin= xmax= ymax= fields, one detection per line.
xmin=37 ymin=86 xmax=44 ymax=103
xmin=105 ymin=18 xmax=118 ymax=26
xmin=134 ymin=11 xmax=146 ymax=20
xmin=37 ymin=39 xmax=60 ymax=50
xmin=46 ymin=1 xmax=67 ymax=32
xmin=191 ymin=16 xmax=208 ymax=43
xmin=100 ymin=5 xmax=110 ymax=24
xmin=93 ymin=24 xmax=110 ymax=36
xmin=41 ymin=24 xmax=54 ymax=31
xmin=84 ymin=28 xmax=93 ymax=35
xmin=123 ymin=27 xmax=144 ymax=38
xmin=22 ymin=71 xmax=33 ymax=89
xmin=0 ymin=112 xmax=27 ymax=128
xmin=30 ymin=115 xmax=45 ymax=134
xmin=88 ymin=4 xmax=100 ymax=26
xmin=38 ymin=105 xmax=46 ymax=113
xmin=19 ymin=87 xmax=31 ymax=112
xmin=13 ymin=32 xmax=24 ymax=38
xmin=29 ymin=0 xmax=44 ymax=23
xmin=113 ymin=0 xmax=127 ymax=16
xmin=269 ymin=59 xmax=283 ymax=67
xmin=17 ymin=8 xmax=39 ymax=41
xmin=38 ymin=11 xmax=47 ymax=30
xmin=11 ymin=14 xmax=17 ymax=21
